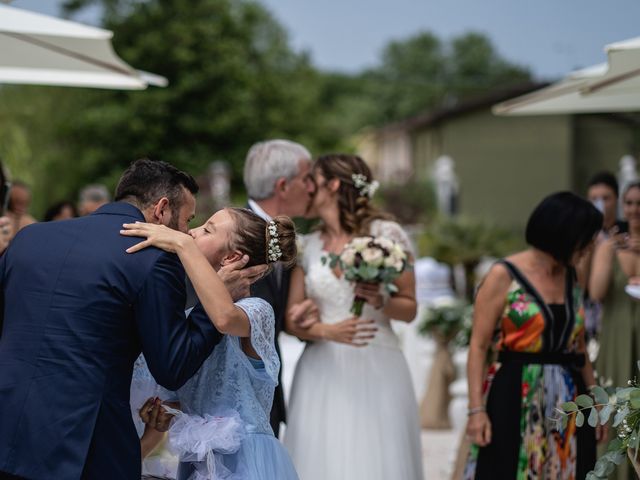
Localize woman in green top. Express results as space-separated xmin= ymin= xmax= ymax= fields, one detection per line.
xmin=590 ymin=181 xmax=640 ymax=480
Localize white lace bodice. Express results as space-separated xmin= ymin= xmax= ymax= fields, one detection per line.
xmin=300 ymin=220 xmax=414 ymax=349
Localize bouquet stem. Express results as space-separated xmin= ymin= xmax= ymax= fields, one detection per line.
xmin=351 ymin=296 xmax=366 ymax=317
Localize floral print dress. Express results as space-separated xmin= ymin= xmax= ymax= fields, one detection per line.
xmin=464 ymin=260 xmax=595 ymax=480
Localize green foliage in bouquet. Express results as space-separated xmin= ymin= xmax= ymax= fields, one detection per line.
xmin=418 ymin=300 xmax=473 ymax=345
xmin=557 ymin=363 xmax=640 ymax=479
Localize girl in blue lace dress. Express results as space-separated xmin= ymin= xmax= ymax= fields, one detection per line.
xmin=123 ymin=208 xmax=299 ymax=480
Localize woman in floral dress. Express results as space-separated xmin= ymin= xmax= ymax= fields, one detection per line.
xmin=464 ymin=192 xmax=604 ymax=479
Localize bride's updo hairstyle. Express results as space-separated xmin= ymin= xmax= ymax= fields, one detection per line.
xmin=314 ymin=154 xmax=392 ymax=235
xmin=226 ymin=207 xmax=297 ymax=270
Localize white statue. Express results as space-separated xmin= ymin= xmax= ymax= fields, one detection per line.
xmin=433 ymin=155 xmax=459 ymax=216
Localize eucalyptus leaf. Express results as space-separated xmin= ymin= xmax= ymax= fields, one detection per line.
xmin=600 ymin=404 xmax=613 ymax=424
xmin=576 ymin=411 xmax=585 ymax=427
xmin=561 ymin=414 xmax=569 ymax=429
xmin=614 ymin=406 xmax=629 ymax=427
xmin=561 ymin=401 xmax=578 ymax=413
xmin=630 ymin=390 xmax=640 ymax=409
xmin=591 ymin=385 xmax=609 ymax=405
xmin=576 ymin=394 xmax=594 ymax=408
xmin=608 ymin=438 xmax=623 ymax=452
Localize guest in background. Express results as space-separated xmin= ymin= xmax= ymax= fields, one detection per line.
xmin=465 ymin=192 xmax=602 ymax=480
xmin=7 ymin=180 xmax=36 ymax=236
xmin=78 ymin=183 xmax=111 ymax=216
xmin=43 ymin=201 xmax=78 ymax=222
xmin=584 ymin=171 xmax=626 ymax=341
xmin=590 ymin=181 xmax=640 ymax=480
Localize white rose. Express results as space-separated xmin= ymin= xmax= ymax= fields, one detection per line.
xmin=383 ymin=256 xmax=397 ymax=268
xmin=374 ymin=237 xmax=394 ymax=251
xmin=393 ymin=260 xmax=405 ymax=272
xmin=340 ymin=248 xmax=357 ymax=267
xmin=361 ymin=247 xmax=384 ymax=267
xmin=350 ymin=237 xmax=372 ymax=252
xmin=391 ymin=244 xmax=405 ymax=258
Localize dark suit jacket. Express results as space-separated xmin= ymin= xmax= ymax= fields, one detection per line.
xmin=247 ymin=204 xmax=290 ymax=437
xmin=0 ymin=203 xmax=222 ymax=480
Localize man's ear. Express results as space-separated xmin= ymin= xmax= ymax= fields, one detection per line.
xmin=274 ymin=177 xmax=288 ymax=196
xmin=221 ymin=250 xmax=244 ymax=266
xmin=151 ymin=197 xmax=170 ymax=225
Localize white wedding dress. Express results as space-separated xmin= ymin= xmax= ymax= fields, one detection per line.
xmin=284 ymin=220 xmax=424 ymax=480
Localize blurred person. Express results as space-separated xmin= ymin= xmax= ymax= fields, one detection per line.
xmin=43 ymin=200 xmax=78 ymax=222
xmin=583 ymin=171 xmax=626 ymax=341
xmin=464 ymin=192 xmax=602 ymax=479
xmin=123 ymin=209 xmax=300 ymax=480
xmin=590 ymin=181 xmax=640 ymax=480
xmin=78 ymin=183 xmax=111 ymax=216
xmin=587 ymin=171 xmax=624 ymax=235
xmin=0 ymin=158 xmax=265 ymax=480
xmin=7 ymin=180 xmax=36 ymax=235
xmin=242 ymin=139 xmax=316 ymax=438
xmin=283 ymin=154 xmax=423 ymax=480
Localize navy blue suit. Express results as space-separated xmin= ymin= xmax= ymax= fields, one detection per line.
xmin=0 ymin=203 xmax=222 ymax=480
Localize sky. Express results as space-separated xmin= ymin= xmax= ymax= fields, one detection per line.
xmin=12 ymin=0 xmax=640 ymax=81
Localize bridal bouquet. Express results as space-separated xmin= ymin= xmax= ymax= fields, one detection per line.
xmin=322 ymin=236 xmax=408 ymax=316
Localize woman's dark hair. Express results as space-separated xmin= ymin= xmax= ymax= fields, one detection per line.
xmin=43 ymin=201 xmax=78 ymax=222
xmin=114 ymin=158 xmax=198 ymax=212
xmin=525 ymin=191 xmax=603 ymax=265
xmin=587 ymin=171 xmax=619 ymax=197
xmin=314 ymin=154 xmax=391 ymax=235
xmin=226 ymin=208 xmax=297 ymax=270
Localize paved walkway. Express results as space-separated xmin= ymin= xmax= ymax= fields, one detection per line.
xmin=279 ymin=333 xmax=468 ymax=480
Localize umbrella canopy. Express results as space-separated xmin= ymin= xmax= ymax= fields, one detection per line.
xmin=0 ymin=4 xmax=167 ymax=89
xmin=494 ymin=36 xmax=640 ymax=115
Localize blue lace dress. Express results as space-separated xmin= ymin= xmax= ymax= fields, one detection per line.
xmin=169 ymin=298 xmax=299 ymax=480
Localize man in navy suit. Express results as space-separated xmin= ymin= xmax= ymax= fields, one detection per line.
xmin=243 ymin=139 xmax=317 ymax=437
xmin=0 ymin=159 xmax=264 ymax=480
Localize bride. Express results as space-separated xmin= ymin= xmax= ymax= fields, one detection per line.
xmin=283 ymin=154 xmax=423 ymax=479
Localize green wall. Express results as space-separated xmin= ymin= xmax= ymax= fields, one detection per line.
xmin=413 ymin=110 xmax=572 ymax=228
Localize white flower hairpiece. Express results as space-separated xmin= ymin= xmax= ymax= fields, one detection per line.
xmin=351 ymin=173 xmax=380 ymax=198
xmin=267 ymin=221 xmax=282 ymax=262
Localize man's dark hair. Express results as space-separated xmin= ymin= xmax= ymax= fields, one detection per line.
xmin=525 ymin=191 xmax=603 ymax=265
xmin=587 ymin=171 xmax=619 ymax=198
xmin=114 ymin=158 xmax=198 ymax=211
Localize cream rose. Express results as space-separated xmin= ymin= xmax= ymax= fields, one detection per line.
xmin=361 ymin=247 xmax=384 ymax=267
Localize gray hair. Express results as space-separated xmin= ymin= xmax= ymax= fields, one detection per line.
xmin=79 ymin=184 xmax=111 ymax=203
xmin=243 ymin=139 xmax=311 ymax=200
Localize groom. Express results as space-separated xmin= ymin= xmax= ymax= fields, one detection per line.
xmin=0 ymin=159 xmax=266 ymax=480
xmin=243 ymin=139 xmax=316 ymax=437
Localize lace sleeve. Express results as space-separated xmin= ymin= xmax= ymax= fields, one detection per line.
xmin=234 ymin=298 xmax=280 ymax=383
xmin=370 ymin=220 xmax=415 ymax=258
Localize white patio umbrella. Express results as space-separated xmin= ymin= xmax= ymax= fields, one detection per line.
xmin=493 ymin=36 xmax=640 ymax=115
xmin=0 ymin=4 xmax=167 ymax=90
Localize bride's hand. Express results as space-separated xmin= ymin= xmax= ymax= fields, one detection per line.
xmin=322 ymin=317 xmax=377 ymax=347
xmin=354 ymin=282 xmax=385 ymax=309
xmin=120 ymin=222 xmax=192 ymax=254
